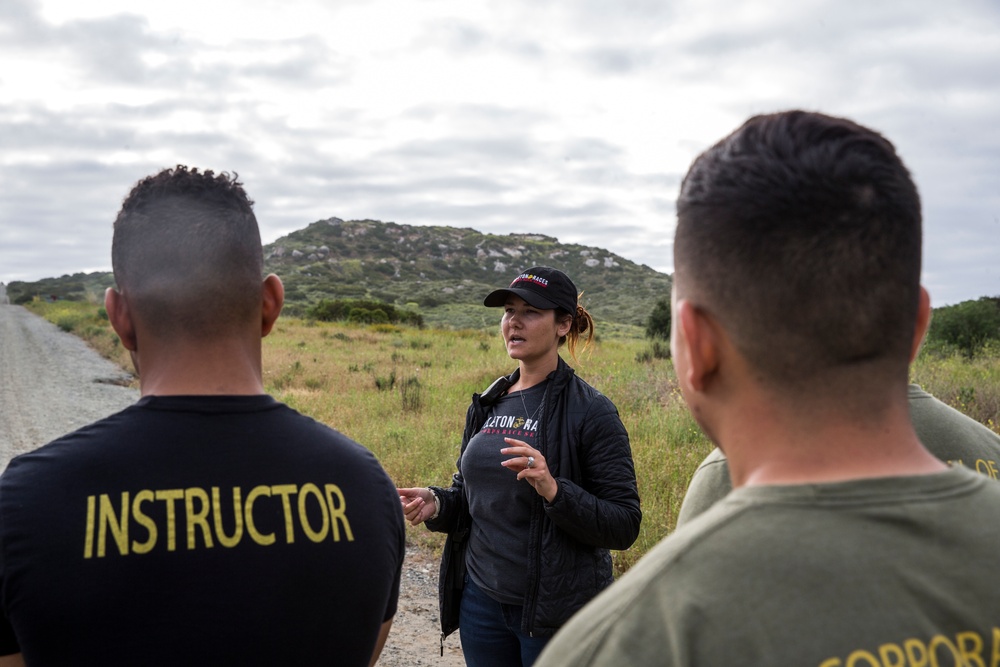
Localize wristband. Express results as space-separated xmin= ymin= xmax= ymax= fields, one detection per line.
xmin=429 ymin=488 xmax=441 ymax=520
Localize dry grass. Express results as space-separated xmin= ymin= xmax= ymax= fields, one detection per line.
xmin=911 ymin=348 xmax=1000 ymax=433
xmin=259 ymin=318 xmax=709 ymax=570
xmin=25 ymin=300 xmax=999 ymax=573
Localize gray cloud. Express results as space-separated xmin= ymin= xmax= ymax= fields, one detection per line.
xmin=0 ymin=0 xmax=60 ymax=46
xmin=382 ymin=136 xmax=538 ymax=163
xmin=1 ymin=0 xmax=998 ymax=308
xmin=0 ymin=1 xmax=350 ymax=93
xmin=581 ymin=47 xmax=656 ymax=75
xmin=401 ymin=103 xmax=551 ymax=128
xmin=414 ymin=17 xmax=547 ymax=63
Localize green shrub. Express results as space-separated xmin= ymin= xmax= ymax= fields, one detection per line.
xmin=56 ymin=316 xmax=77 ymax=332
xmin=635 ymin=340 xmax=670 ymax=363
xmin=374 ymin=370 xmax=397 ymax=391
xmin=306 ymin=298 xmax=423 ymax=328
xmin=348 ymin=308 xmax=373 ymax=323
xmin=401 ymin=376 xmax=424 ymax=412
xmin=645 ymin=297 xmax=671 ymax=340
xmin=926 ymin=297 xmax=1000 ymax=357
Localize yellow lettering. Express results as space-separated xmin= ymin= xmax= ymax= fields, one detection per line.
xmin=325 ymin=484 xmax=354 ymax=542
xmin=155 ymin=489 xmax=184 ymax=552
xmin=83 ymin=495 xmax=96 ymax=558
xmin=131 ymin=490 xmax=157 ymax=555
xmin=845 ymin=650 xmax=880 ymax=667
xmin=957 ymin=632 xmax=985 ymax=667
xmin=906 ymin=639 xmax=930 ymax=667
xmin=83 ymin=481 xmax=351 ymax=557
xmin=991 ymin=627 xmax=1000 ymax=667
xmin=928 ymin=635 xmax=961 ymax=667
xmin=245 ymin=485 xmax=275 ymax=546
xmin=212 ymin=486 xmax=243 ymax=548
xmin=271 ymin=484 xmax=298 ymax=544
xmin=879 ymin=642 xmax=906 ymax=667
xmin=98 ymin=492 xmax=130 ymax=557
xmin=976 ymin=459 xmax=999 ymax=480
xmin=185 ymin=488 xmax=213 ymax=550
xmin=298 ymin=483 xmax=329 ymax=543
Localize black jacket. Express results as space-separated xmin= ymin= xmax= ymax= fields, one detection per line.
xmin=426 ymin=357 xmax=642 ymax=639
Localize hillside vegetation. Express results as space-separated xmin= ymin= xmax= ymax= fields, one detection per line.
xmin=265 ymin=218 xmax=671 ymax=329
xmin=5 ymin=218 xmax=672 ymax=331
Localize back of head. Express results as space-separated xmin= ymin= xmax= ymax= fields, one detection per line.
xmin=675 ymin=111 xmax=922 ymax=399
xmin=112 ymin=165 xmax=263 ymax=339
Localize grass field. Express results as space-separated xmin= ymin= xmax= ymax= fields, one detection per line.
xmin=25 ymin=299 xmax=1000 ymax=574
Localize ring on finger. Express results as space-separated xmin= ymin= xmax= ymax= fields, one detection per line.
xmin=527 ymin=456 xmax=535 ymax=469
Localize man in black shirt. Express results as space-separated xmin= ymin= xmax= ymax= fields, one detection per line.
xmin=0 ymin=166 xmax=404 ymax=666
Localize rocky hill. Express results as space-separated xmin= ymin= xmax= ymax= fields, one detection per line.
xmin=6 ymin=218 xmax=673 ymax=330
xmin=266 ymin=218 xmax=671 ymax=329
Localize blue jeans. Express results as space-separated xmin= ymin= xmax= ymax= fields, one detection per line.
xmin=459 ymin=575 xmax=550 ymax=667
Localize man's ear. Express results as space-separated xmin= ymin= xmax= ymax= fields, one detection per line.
xmin=676 ymin=299 xmax=720 ymax=393
xmin=104 ymin=287 xmax=137 ymax=352
xmin=261 ymin=274 xmax=284 ymax=337
xmin=909 ymin=286 xmax=931 ymax=363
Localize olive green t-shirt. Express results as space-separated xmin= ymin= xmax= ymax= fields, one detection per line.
xmin=537 ymin=467 xmax=1000 ymax=667
xmin=676 ymin=384 xmax=1000 ymax=526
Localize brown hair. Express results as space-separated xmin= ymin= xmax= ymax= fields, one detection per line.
xmin=676 ymin=110 xmax=921 ymax=399
xmin=558 ymin=296 xmax=595 ymax=361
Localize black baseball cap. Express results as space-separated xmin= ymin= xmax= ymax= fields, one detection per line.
xmin=484 ymin=266 xmax=578 ymax=313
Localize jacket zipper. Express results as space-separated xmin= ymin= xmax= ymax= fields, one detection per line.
xmin=524 ymin=386 xmax=550 ymax=636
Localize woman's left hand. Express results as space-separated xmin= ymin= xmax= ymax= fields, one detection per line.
xmin=501 ymin=437 xmax=559 ymax=502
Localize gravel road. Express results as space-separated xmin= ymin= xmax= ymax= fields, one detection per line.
xmin=0 ymin=303 xmax=137 ymax=467
xmin=0 ymin=303 xmax=463 ymax=665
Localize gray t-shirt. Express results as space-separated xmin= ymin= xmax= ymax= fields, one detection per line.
xmin=676 ymin=384 xmax=1000 ymax=527
xmin=538 ymin=466 xmax=1000 ymax=666
xmin=461 ymin=382 xmax=546 ymax=604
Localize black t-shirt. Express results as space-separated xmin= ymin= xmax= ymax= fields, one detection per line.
xmin=0 ymin=395 xmax=405 ymax=666
xmin=462 ymin=382 xmax=545 ymax=604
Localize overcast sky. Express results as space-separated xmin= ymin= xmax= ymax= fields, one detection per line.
xmin=1 ymin=0 xmax=998 ymax=306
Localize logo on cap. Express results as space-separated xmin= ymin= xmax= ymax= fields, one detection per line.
xmin=511 ymin=273 xmax=549 ymax=289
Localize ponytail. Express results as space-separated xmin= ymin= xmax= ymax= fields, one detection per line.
xmin=560 ymin=295 xmax=595 ymax=361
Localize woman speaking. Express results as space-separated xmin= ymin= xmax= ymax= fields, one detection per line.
xmin=397 ymin=266 xmax=642 ymax=667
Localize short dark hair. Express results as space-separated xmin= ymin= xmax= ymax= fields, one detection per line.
xmin=112 ymin=165 xmax=263 ymax=338
xmin=675 ymin=111 xmax=922 ymax=394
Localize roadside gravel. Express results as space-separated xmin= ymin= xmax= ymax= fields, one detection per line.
xmin=0 ymin=304 xmax=137 ymax=468
xmin=0 ymin=304 xmax=464 ymax=666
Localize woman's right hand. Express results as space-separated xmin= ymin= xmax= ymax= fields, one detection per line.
xmin=396 ymin=487 xmax=437 ymax=526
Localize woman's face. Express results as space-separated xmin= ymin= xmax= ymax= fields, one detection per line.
xmin=501 ymin=295 xmax=571 ymax=365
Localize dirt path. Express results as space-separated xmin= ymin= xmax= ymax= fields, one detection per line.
xmin=0 ymin=304 xmax=463 ymax=665
xmin=381 ymin=545 xmax=466 ymax=666
xmin=0 ymin=304 xmax=137 ymax=466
